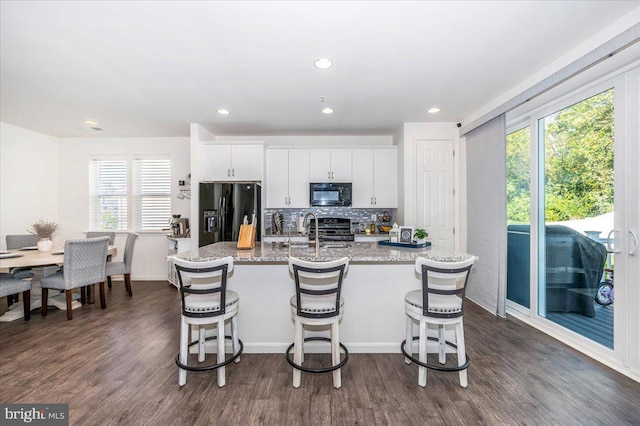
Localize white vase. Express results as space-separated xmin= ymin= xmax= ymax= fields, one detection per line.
xmin=37 ymin=238 xmax=53 ymax=252
xmin=415 ymin=238 xmax=427 ymax=245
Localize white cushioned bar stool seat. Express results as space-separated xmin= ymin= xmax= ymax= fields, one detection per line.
xmin=286 ymin=256 xmax=349 ymax=389
xmin=173 ymin=256 xmax=242 ymax=387
xmin=401 ymin=256 xmax=478 ymax=388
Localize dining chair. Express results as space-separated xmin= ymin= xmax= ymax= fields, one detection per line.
xmin=0 ymin=273 xmax=32 ymax=320
xmin=5 ymin=234 xmax=39 ymax=280
xmin=173 ymin=256 xmax=242 ymax=387
xmin=286 ymin=256 xmax=350 ymax=389
xmin=105 ymin=232 xmax=139 ymax=297
xmin=86 ymin=231 xmax=116 ymax=288
xmin=401 ymin=256 xmax=478 ymax=387
xmin=40 ymin=236 xmax=110 ymax=320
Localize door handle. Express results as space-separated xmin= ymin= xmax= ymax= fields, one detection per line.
xmin=607 ymin=229 xmax=621 ymax=253
xmin=630 ymin=230 xmax=638 ymax=255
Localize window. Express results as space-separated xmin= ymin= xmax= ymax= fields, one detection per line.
xmin=90 ymin=158 xmax=128 ymax=230
xmin=90 ymin=156 xmax=171 ymax=232
xmin=133 ymin=158 xmax=171 ymax=231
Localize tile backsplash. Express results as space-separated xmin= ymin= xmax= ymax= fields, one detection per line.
xmin=264 ymin=207 xmax=397 ymax=235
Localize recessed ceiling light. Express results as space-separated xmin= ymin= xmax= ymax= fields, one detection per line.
xmin=322 ymin=107 xmax=334 ymax=114
xmin=83 ymin=119 xmax=98 ymax=126
xmin=314 ymin=58 xmax=333 ymax=69
xmin=217 ymin=109 xmax=230 ymax=115
xmin=428 ymin=107 xmax=441 ymax=114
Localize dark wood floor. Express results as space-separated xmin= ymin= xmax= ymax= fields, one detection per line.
xmin=1 ymin=281 xmax=639 ymax=425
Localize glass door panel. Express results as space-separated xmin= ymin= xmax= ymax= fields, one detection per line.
xmin=506 ymin=126 xmax=531 ymax=308
xmin=539 ymin=89 xmax=614 ymax=349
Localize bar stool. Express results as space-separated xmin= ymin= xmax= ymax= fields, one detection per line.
xmin=286 ymin=256 xmax=349 ymax=389
xmin=401 ymin=256 xmax=478 ymax=387
xmin=173 ymin=256 xmax=242 ymax=387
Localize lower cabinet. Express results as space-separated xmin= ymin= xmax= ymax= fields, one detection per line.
xmin=167 ymin=237 xmax=191 ymax=289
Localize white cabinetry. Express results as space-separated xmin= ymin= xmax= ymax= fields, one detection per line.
xmin=309 ymin=149 xmax=352 ymax=182
xmin=167 ymin=237 xmax=191 ymax=289
xmin=201 ymin=144 xmax=263 ymax=181
xmin=266 ymin=149 xmax=309 ymax=208
xmin=352 ymin=148 xmax=397 ymax=208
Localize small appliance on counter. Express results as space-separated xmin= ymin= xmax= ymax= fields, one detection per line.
xmin=170 ymin=215 xmax=190 ymax=237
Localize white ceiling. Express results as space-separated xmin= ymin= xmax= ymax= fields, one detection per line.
xmin=1 ymin=1 xmax=639 ymax=138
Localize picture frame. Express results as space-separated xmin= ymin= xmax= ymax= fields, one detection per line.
xmin=398 ymin=226 xmax=414 ymax=244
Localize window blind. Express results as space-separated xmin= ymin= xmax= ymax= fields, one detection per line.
xmin=89 ymin=159 xmax=128 ymax=230
xmin=133 ymin=158 xmax=171 ymax=231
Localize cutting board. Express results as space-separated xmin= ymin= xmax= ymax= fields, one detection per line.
xmin=237 ymin=224 xmax=256 ymax=249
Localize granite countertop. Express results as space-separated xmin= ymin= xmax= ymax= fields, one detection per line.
xmin=176 ymin=241 xmax=474 ymax=264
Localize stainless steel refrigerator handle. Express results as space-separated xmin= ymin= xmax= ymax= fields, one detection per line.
xmin=607 ymin=229 xmax=621 ymax=253
xmin=630 ymin=230 xmax=638 ymax=255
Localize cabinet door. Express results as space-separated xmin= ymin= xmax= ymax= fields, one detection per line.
xmin=266 ymin=149 xmax=290 ymax=208
xmin=201 ymin=145 xmax=232 ymax=181
xmin=330 ymin=149 xmax=352 ymax=182
xmin=231 ymin=145 xmax=263 ymax=181
xmin=309 ymin=149 xmax=332 ymax=181
xmin=352 ymin=149 xmax=374 ymax=207
xmin=373 ymin=148 xmax=397 ymax=208
xmin=288 ymin=149 xmax=310 ymax=208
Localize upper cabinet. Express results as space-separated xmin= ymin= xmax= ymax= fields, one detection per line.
xmin=352 ymin=147 xmax=397 ymax=208
xmin=309 ymin=149 xmax=352 ymax=182
xmin=265 ymin=149 xmax=309 ymax=208
xmin=201 ymin=144 xmax=264 ymax=181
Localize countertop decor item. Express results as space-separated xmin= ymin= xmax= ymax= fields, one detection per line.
xmin=28 ymin=220 xmax=59 ymax=252
xmin=413 ymin=228 xmax=428 ymax=245
xmin=398 ymin=226 xmax=414 ymax=244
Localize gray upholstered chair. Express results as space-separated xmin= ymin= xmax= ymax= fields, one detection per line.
xmin=105 ymin=232 xmax=139 ymax=297
xmin=5 ymin=234 xmax=39 ymax=280
xmin=40 ymin=236 xmax=110 ymax=320
xmin=86 ymin=231 xmax=116 ymax=288
xmin=0 ymin=273 xmax=32 ymax=320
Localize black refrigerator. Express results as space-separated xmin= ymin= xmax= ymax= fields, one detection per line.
xmin=199 ymin=182 xmax=261 ymax=247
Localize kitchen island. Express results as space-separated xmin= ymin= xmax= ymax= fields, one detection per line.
xmin=175 ymin=241 xmax=475 ymax=353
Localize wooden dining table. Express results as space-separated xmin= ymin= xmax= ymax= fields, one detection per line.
xmin=0 ymin=245 xmax=117 ymax=322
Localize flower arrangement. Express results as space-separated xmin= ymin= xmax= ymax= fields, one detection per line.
xmin=28 ymin=219 xmax=59 ymax=240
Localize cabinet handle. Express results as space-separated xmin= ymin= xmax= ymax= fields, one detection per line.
xmin=227 ymin=169 xmax=231 ymax=177
xmin=332 ymin=171 xmax=334 ymax=179
xmin=232 ymin=169 xmax=235 ymax=177
xmin=328 ymin=171 xmax=331 ymax=180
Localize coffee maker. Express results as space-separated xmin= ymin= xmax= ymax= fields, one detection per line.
xmin=170 ymin=215 xmax=190 ymax=237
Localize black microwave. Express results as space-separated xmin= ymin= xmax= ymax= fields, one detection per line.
xmin=310 ymin=182 xmax=352 ymax=207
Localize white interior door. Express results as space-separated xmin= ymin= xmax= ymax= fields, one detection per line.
xmin=415 ymin=139 xmax=454 ymax=249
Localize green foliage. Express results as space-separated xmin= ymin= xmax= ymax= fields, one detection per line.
xmin=543 ymin=89 xmax=614 ymax=221
xmin=506 ymin=89 xmax=614 ymax=224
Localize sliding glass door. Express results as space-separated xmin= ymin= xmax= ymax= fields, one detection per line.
xmin=538 ymin=88 xmax=615 ymax=349
xmin=506 ymin=71 xmax=638 ymax=366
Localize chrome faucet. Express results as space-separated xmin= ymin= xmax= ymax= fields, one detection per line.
xmin=303 ymin=211 xmax=319 ymax=257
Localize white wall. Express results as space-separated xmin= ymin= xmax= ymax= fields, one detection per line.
xmin=0 ymin=122 xmax=59 ymax=250
xmin=399 ymin=122 xmax=462 ymax=250
xmin=56 ymin=136 xmax=191 ymax=280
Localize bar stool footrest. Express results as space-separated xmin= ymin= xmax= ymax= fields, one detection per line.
xmin=286 ymin=337 xmax=348 ymax=374
xmin=176 ymin=335 xmax=243 ymax=372
xmin=401 ymin=336 xmax=470 ymax=372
